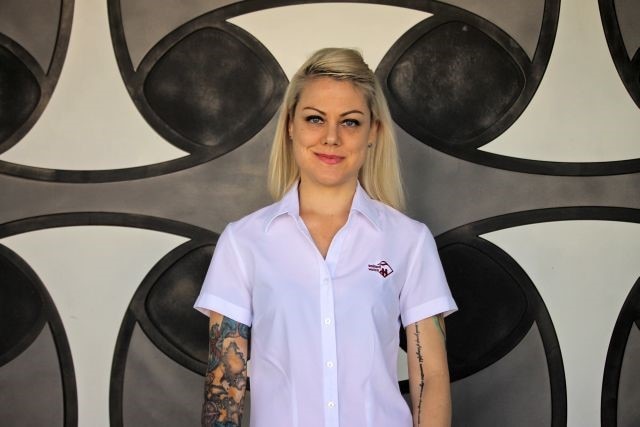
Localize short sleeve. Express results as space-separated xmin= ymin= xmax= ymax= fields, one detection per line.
xmin=399 ymin=225 xmax=457 ymax=327
xmin=193 ymin=224 xmax=253 ymax=326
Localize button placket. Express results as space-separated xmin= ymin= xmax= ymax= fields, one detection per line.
xmin=320 ymin=271 xmax=339 ymax=426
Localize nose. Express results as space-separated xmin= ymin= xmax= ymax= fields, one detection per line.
xmin=324 ymin=123 xmax=340 ymax=146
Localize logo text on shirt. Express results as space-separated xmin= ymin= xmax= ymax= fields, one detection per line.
xmin=368 ymin=261 xmax=393 ymax=278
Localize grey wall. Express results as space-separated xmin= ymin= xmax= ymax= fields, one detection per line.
xmin=0 ymin=1 xmax=639 ymax=426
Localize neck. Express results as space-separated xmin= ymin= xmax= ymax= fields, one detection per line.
xmin=298 ymin=179 xmax=357 ymax=217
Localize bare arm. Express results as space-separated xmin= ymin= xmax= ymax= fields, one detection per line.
xmin=406 ymin=315 xmax=451 ymax=427
xmin=202 ymin=311 xmax=250 ymax=427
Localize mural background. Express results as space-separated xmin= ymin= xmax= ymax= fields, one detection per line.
xmin=0 ymin=0 xmax=639 ymax=426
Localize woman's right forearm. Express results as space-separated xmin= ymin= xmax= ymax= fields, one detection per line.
xmin=202 ymin=313 xmax=250 ymax=427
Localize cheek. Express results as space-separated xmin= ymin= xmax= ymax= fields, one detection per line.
xmin=291 ymin=140 xmax=310 ymax=168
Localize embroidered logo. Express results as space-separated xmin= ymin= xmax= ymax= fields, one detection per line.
xmin=368 ymin=261 xmax=394 ymax=278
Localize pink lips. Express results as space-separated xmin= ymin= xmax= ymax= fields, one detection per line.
xmin=315 ymin=153 xmax=344 ymax=165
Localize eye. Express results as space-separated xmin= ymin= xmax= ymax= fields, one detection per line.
xmin=342 ymin=118 xmax=360 ymax=127
xmin=305 ymin=115 xmax=324 ymax=124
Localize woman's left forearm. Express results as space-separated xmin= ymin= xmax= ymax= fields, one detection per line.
xmin=414 ymin=371 xmax=451 ymax=426
xmin=407 ymin=315 xmax=452 ymax=427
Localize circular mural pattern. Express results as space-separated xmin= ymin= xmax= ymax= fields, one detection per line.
xmin=107 ymin=1 xmax=288 ymax=180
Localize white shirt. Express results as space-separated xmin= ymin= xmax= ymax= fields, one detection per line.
xmin=194 ymin=182 xmax=457 ymax=427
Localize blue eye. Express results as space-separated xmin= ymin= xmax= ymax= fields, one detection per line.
xmin=343 ymin=119 xmax=360 ymax=127
xmin=306 ymin=115 xmax=323 ymax=124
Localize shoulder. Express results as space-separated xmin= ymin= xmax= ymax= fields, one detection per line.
xmin=222 ymin=200 xmax=279 ymax=240
xmin=372 ymin=200 xmax=431 ymax=239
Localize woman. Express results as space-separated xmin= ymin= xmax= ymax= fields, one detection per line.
xmin=194 ymin=47 xmax=457 ymax=427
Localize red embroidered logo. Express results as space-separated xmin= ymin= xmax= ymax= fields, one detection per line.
xmin=368 ymin=261 xmax=394 ymax=278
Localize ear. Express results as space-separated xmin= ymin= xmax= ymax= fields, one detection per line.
xmin=287 ymin=114 xmax=293 ymax=139
xmin=369 ymin=119 xmax=380 ymax=143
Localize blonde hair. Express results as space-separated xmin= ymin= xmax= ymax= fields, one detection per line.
xmin=267 ymin=47 xmax=405 ymax=211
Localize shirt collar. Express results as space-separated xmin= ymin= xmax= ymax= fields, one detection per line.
xmin=264 ymin=181 xmax=381 ymax=232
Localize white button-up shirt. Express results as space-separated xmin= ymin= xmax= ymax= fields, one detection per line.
xmin=195 ymin=182 xmax=457 ymax=427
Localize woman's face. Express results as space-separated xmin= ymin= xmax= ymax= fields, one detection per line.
xmin=288 ymin=77 xmax=377 ymax=191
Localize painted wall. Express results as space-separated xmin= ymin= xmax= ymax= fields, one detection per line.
xmin=1 ymin=1 xmax=639 ymax=426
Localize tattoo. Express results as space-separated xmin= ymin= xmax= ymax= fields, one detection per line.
xmin=432 ymin=314 xmax=446 ymax=340
xmin=202 ymin=317 xmax=250 ymax=427
xmin=414 ymin=323 xmax=425 ymax=425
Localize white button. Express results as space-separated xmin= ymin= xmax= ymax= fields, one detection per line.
xmin=322 ymin=278 xmax=329 ymax=284
xmin=328 ymin=401 xmax=335 ymax=408
xmin=326 ymin=361 xmax=334 ymax=368
xmin=324 ymin=318 xmax=331 ymax=325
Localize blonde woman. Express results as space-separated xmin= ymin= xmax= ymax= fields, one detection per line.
xmin=195 ymin=48 xmax=457 ymax=427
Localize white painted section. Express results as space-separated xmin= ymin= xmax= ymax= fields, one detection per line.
xmin=228 ymin=3 xmax=431 ymax=80
xmin=0 ymin=2 xmax=187 ymax=170
xmin=482 ymin=221 xmax=640 ymax=427
xmin=1 ymin=227 xmax=188 ymax=427
xmin=481 ymin=0 xmax=640 ymax=162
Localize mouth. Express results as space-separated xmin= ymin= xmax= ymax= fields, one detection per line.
xmin=314 ymin=152 xmax=344 ymax=165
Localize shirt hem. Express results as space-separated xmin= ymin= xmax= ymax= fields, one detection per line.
xmin=401 ymin=296 xmax=458 ymax=327
xmin=193 ymin=293 xmax=252 ymax=326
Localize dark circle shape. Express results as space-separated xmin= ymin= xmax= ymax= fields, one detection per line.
xmin=377 ymin=2 xmax=640 ymax=175
xmin=602 ymin=277 xmax=640 ymax=426
xmin=144 ymin=28 xmax=279 ymax=149
xmin=130 ymin=20 xmax=286 ymax=157
xmin=388 ymin=21 xmax=524 ymax=144
xmin=145 ymin=244 xmax=214 ymax=363
xmin=101 ymin=1 xmax=289 ymax=183
xmin=0 ymin=45 xmax=41 ymax=144
xmin=0 ymin=1 xmax=73 ymax=154
xmin=0 ymin=246 xmax=45 ymax=365
xmin=439 ymin=241 xmax=530 ymax=373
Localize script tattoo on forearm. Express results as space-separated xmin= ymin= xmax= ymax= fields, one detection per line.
xmin=202 ymin=316 xmax=250 ymax=427
xmin=414 ymin=323 xmax=425 ymax=426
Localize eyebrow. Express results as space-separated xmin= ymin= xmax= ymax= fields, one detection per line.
xmin=302 ymin=107 xmax=365 ymax=116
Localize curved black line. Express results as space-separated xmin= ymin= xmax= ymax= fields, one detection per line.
xmin=45 ymin=290 xmax=78 ymax=427
xmin=0 ymin=212 xmax=218 ymax=240
xmin=601 ymin=277 xmax=640 ymax=427
xmin=109 ymin=309 xmax=137 ymax=427
xmin=599 ymin=0 xmax=640 ymax=108
xmin=436 ymin=206 xmax=640 ymax=242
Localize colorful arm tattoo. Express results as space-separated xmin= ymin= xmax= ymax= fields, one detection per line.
xmin=202 ymin=316 xmax=250 ymax=427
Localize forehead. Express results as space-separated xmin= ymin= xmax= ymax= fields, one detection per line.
xmin=296 ymin=77 xmax=369 ymax=111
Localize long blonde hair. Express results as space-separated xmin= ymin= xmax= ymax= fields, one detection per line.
xmin=267 ymin=48 xmax=405 ymax=210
